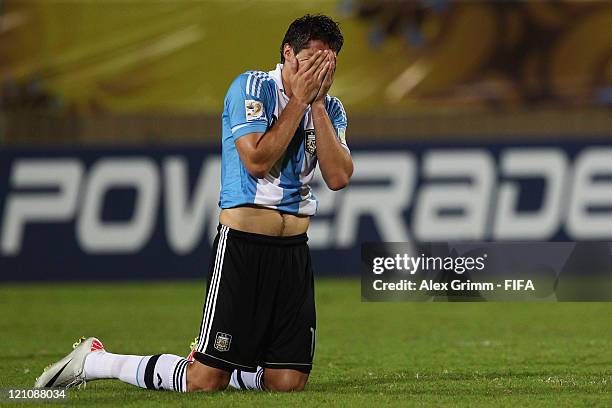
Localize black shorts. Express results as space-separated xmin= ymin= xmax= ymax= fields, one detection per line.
xmin=193 ymin=224 xmax=316 ymax=374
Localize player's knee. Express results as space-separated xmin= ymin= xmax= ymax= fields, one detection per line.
xmin=189 ymin=376 xmax=228 ymax=392
xmin=265 ymin=371 xmax=308 ymax=392
xmin=186 ymin=362 xmax=230 ymax=392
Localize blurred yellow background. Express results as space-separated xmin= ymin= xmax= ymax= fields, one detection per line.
xmin=2 ymin=0 xmax=611 ymax=115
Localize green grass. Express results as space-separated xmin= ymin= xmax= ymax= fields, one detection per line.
xmin=1 ymin=279 xmax=611 ymax=407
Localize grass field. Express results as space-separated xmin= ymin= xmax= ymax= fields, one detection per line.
xmin=1 ymin=279 xmax=611 ymax=407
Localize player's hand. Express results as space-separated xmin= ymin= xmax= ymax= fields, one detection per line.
xmin=288 ymin=50 xmax=330 ymax=106
xmin=313 ymin=53 xmax=336 ymax=104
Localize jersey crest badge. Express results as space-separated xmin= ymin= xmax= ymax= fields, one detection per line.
xmin=305 ymin=129 xmax=316 ymax=155
xmin=245 ymin=100 xmax=264 ymax=121
xmin=214 ymin=332 xmax=232 ymax=352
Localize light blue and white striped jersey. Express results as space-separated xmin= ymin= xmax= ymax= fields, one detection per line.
xmin=219 ymin=64 xmax=349 ymax=216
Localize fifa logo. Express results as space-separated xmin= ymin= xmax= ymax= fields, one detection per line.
xmin=214 ymin=332 xmax=232 ymax=352
xmin=245 ymin=100 xmax=264 ymax=121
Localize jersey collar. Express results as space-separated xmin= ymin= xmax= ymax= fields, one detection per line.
xmin=269 ymin=63 xmax=289 ymax=100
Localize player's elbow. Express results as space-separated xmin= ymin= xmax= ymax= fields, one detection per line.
xmin=326 ymin=174 xmax=350 ymax=191
xmin=245 ymin=162 xmax=268 ymax=179
xmin=328 ymin=180 xmax=348 ymax=191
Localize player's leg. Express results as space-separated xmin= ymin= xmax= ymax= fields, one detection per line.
xmin=229 ymin=236 xmax=316 ymax=392
xmin=190 ymin=225 xmax=270 ymax=387
xmin=265 ymin=368 xmax=309 ymax=392
xmin=263 ymin=238 xmax=316 ymax=391
xmin=34 ymin=337 xmax=194 ymax=391
xmin=34 ymin=226 xmax=236 ymax=392
xmin=230 ymin=367 xmax=307 ymax=391
xmin=86 ymin=224 xmax=252 ymax=392
xmin=82 ymin=345 xmax=193 ymax=391
xmin=185 ymin=360 xmax=230 ymax=391
xmin=228 ymin=366 xmax=265 ymax=390
xmin=226 ymin=358 xmax=308 ymax=391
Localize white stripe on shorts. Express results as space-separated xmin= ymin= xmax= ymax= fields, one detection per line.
xmin=196 ymin=225 xmax=229 ymax=352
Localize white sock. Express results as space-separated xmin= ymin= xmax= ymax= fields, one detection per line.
xmin=229 ymin=366 xmax=265 ymax=390
xmin=84 ymin=351 xmax=190 ymax=392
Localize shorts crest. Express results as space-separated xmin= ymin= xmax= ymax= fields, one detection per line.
xmin=214 ymin=332 xmax=232 ymax=352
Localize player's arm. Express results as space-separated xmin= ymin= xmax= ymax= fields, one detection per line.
xmin=236 ymin=51 xmax=330 ymax=178
xmin=312 ymin=55 xmax=353 ymax=191
xmin=236 ymin=98 xmax=307 ymax=179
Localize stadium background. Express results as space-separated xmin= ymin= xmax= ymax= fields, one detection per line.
xmin=2 ymin=1 xmax=612 ymax=406
xmin=1 ymin=0 xmax=611 ymax=280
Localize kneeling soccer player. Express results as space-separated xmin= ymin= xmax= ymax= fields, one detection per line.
xmin=35 ymin=14 xmax=352 ymax=393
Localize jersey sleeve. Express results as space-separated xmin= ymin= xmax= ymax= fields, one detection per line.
xmin=326 ymin=96 xmax=350 ymax=153
xmin=225 ymin=73 xmax=273 ymax=140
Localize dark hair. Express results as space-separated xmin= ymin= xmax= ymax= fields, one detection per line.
xmin=280 ymin=14 xmax=344 ymax=63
